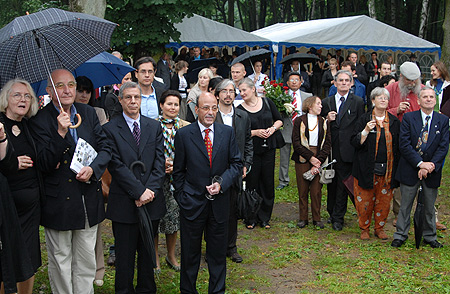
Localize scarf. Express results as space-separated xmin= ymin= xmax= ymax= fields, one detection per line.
xmin=157 ymin=116 xmax=180 ymax=159
xmin=373 ymin=110 xmax=393 ymax=186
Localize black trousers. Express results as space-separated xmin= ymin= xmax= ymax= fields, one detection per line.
xmin=180 ymin=202 xmax=228 ymax=294
xmin=245 ymin=148 xmax=276 ymax=224
xmin=112 ymin=219 xmax=159 ymax=294
xmin=227 ymin=186 xmax=238 ymax=254
xmin=326 ymin=152 xmax=352 ymax=224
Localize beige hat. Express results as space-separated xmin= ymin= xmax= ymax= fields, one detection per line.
xmin=400 ymin=62 xmax=421 ymax=80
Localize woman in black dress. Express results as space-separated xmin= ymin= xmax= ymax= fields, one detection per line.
xmin=237 ymin=78 xmax=283 ymax=229
xmin=0 ymin=79 xmax=41 ymax=294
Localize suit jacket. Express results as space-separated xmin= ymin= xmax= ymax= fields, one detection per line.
xmin=29 ymin=102 xmax=110 ymax=230
xmin=355 ymin=63 xmax=368 ymax=85
xmin=215 ymin=107 xmax=253 ymax=171
xmin=281 ymin=90 xmax=313 ymax=144
xmin=321 ymin=93 xmax=365 ymax=163
xmin=103 ymin=114 xmax=166 ymax=223
xmin=156 ymin=59 xmax=171 ymax=87
xmin=395 ymin=110 xmax=449 ymax=188
xmin=173 ymin=122 xmax=242 ymax=223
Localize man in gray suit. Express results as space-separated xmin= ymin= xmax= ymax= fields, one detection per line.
xmin=277 ymin=72 xmax=312 ymax=189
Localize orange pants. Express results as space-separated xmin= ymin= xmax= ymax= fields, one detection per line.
xmin=354 ymin=175 xmax=393 ymax=231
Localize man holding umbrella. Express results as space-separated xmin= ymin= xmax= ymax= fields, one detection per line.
xmin=391 ymin=87 xmax=449 ymax=248
xmin=103 ymin=81 xmax=165 ymax=292
xmin=30 ymin=69 xmax=111 ymax=294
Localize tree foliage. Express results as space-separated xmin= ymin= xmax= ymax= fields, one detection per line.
xmin=106 ymin=0 xmax=214 ymax=58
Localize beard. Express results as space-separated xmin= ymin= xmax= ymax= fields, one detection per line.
xmin=399 ymin=77 xmax=421 ymax=98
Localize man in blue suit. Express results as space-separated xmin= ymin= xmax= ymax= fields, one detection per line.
xmin=173 ymin=92 xmax=242 ymax=294
xmin=391 ymin=87 xmax=449 ymax=248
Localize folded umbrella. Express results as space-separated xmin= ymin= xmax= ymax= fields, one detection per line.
xmin=237 ymin=181 xmax=262 ymax=221
xmin=130 ymin=161 xmax=157 ymax=269
xmin=414 ymin=185 xmax=425 ymax=249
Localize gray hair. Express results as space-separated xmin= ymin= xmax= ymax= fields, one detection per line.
xmin=334 ymin=70 xmax=353 ymax=83
xmin=214 ymin=79 xmax=235 ymax=97
xmin=238 ymin=77 xmax=256 ymax=89
xmin=119 ymin=81 xmax=141 ymax=98
xmin=419 ymin=85 xmax=435 ymax=98
xmin=370 ymin=87 xmax=390 ymax=101
xmin=0 ymin=79 xmax=39 ymax=118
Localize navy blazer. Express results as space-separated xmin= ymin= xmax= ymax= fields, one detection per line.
xmin=29 ymin=102 xmax=111 ymax=230
xmin=396 ymin=110 xmax=449 ymax=188
xmin=173 ymin=122 xmax=242 ymax=223
xmin=103 ymin=114 xmax=166 ymax=224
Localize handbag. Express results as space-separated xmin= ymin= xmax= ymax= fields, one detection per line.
xmin=373 ymin=162 xmax=386 ymax=176
xmin=319 ymin=151 xmax=337 ymax=185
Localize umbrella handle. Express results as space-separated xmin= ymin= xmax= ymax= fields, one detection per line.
xmin=68 ymin=113 xmax=82 ymax=129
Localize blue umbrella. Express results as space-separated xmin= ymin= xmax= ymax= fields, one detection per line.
xmin=31 ymin=52 xmax=134 ymax=96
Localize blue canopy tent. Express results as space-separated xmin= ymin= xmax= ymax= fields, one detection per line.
xmin=252 ymin=15 xmax=441 ymax=79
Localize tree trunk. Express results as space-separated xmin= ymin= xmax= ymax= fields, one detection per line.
xmin=442 ymin=0 xmax=450 ymax=65
xmin=368 ymin=0 xmax=376 ymax=19
xmin=310 ymin=0 xmax=316 ymax=19
xmin=390 ymin=0 xmax=396 ymax=26
xmin=228 ymin=0 xmax=235 ymax=26
xmin=236 ymin=0 xmax=246 ymax=30
xmin=286 ymin=0 xmax=292 ymax=22
xmin=418 ymin=0 xmax=429 ymax=38
xmin=249 ymin=0 xmax=257 ymax=31
xmin=270 ymin=0 xmax=278 ymax=24
xmin=259 ymin=0 xmax=267 ymax=28
xmin=336 ymin=0 xmax=340 ymax=17
xmin=76 ymin=0 xmax=106 ymax=18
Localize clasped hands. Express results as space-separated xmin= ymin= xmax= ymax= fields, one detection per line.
xmin=309 ymin=156 xmax=321 ymax=175
xmin=418 ymin=162 xmax=435 ymax=180
xmin=136 ymin=188 xmax=155 ymax=207
xmin=255 ymin=127 xmax=275 ymax=139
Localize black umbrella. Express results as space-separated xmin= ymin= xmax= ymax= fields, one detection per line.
xmin=0 ymin=8 xmax=117 ymax=87
xmin=186 ymin=57 xmax=226 ymax=83
xmin=130 ymin=161 xmax=157 ymax=268
xmin=279 ymin=53 xmax=319 ymax=65
xmin=231 ymin=48 xmax=271 ymax=67
xmin=237 ymin=181 xmax=262 ymax=221
xmin=414 ymin=185 xmax=425 ymax=249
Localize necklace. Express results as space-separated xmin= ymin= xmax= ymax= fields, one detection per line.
xmin=247 ymin=98 xmax=259 ymax=107
xmin=309 ymin=117 xmax=319 ymax=131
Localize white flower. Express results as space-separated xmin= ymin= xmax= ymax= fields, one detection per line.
xmin=284 ymin=103 xmax=295 ymax=115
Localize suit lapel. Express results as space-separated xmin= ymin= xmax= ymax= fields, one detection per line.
xmin=118 ymin=116 xmax=139 ymax=154
xmin=211 ymin=124 xmax=224 ymax=163
xmin=340 ymin=94 xmax=352 ymax=119
xmin=138 ymin=117 xmax=151 ymax=156
xmin=190 ymin=124 xmax=209 ymax=162
xmin=426 ymin=112 xmax=439 ymax=148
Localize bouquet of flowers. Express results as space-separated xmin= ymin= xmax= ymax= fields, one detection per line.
xmin=262 ymin=77 xmax=294 ymax=116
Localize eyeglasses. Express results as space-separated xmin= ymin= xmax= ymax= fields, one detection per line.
xmin=199 ymin=105 xmax=218 ymax=112
xmin=138 ymin=69 xmax=154 ymax=75
xmin=289 ymin=79 xmax=301 ymax=83
xmin=375 ymin=96 xmax=389 ymax=101
xmin=122 ymin=95 xmax=141 ymax=101
xmin=220 ymin=89 xmax=235 ymax=95
xmin=54 ymin=81 xmax=77 ymax=89
xmin=11 ymin=92 xmax=32 ymax=101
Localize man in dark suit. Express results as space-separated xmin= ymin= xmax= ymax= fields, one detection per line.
xmin=156 ymin=52 xmax=172 ymax=87
xmin=134 ymin=56 xmax=169 ymax=119
xmin=215 ymin=79 xmax=253 ymax=264
xmin=103 ymin=81 xmax=166 ymax=293
xmin=348 ymin=52 xmax=368 ymax=86
xmin=30 ymin=69 xmax=111 ymax=294
xmin=321 ymin=70 xmax=365 ymax=231
xmin=278 ymin=72 xmax=312 ymax=189
xmin=391 ymin=87 xmax=449 ymax=248
xmin=173 ymin=92 xmax=242 ymax=294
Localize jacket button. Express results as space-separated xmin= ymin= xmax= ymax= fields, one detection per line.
xmin=64 ymin=160 xmax=68 ymax=164
xmin=68 ymin=179 xmax=72 ymax=183
xmin=66 ymin=197 xmax=70 ymax=200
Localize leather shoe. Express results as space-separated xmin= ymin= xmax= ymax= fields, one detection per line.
xmin=436 ymin=222 xmax=447 ymax=231
xmin=360 ymin=230 xmax=370 ymax=240
xmin=297 ymin=220 xmax=308 ymax=228
xmin=165 ymin=256 xmax=181 ymax=271
xmin=276 ymin=184 xmax=288 ymax=190
xmin=229 ymin=252 xmax=243 ymax=263
xmin=374 ymin=230 xmax=388 ymax=240
xmin=313 ymin=221 xmax=324 ymax=229
xmin=423 ymin=239 xmax=443 ymax=248
xmin=107 ymin=252 xmax=116 ymax=266
xmin=391 ymin=239 xmax=405 ymax=248
xmin=332 ymin=222 xmax=343 ymax=231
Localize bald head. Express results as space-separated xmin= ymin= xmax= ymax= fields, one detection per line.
xmin=46 ymin=69 xmax=76 ymax=111
xmin=196 ymin=92 xmax=218 ymax=128
xmin=231 ymin=62 xmax=246 ymax=84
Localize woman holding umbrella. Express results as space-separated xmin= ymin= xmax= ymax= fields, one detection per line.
xmin=0 ymin=79 xmax=41 ymax=293
xmin=248 ymin=60 xmax=267 ymax=96
xmin=154 ymin=90 xmax=190 ymax=273
xmin=351 ymin=87 xmax=400 ymax=240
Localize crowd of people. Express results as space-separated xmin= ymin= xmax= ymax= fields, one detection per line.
xmin=0 ymin=46 xmax=449 ymax=294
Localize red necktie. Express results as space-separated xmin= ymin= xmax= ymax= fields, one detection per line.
xmin=292 ymin=92 xmax=298 ymax=123
xmin=204 ymin=129 xmax=212 ymax=168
